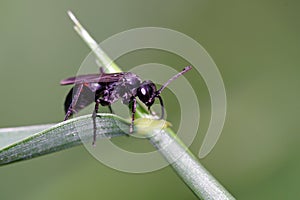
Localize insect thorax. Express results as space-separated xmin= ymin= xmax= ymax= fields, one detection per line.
xmin=110 ymin=72 xmax=142 ymax=105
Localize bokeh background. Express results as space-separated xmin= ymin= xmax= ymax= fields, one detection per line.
xmin=0 ymin=0 xmax=299 ymax=199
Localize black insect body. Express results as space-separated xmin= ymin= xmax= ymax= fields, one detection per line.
xmin=61 ymin=66 xmax=192 ymax=145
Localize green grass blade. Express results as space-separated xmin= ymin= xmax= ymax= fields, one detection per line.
xmin=68 ymin=11 xmax=235 ymax=199
xmin=150 ymin=128 xmax=235 ymax=199
xmin=0 ymin=114 xmax=129 ymax=165
xmin=0 ymin=124 xmax=54 ymax=149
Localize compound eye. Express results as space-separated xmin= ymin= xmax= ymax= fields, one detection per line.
xmin=140 ymin=87 xmax=147 ymax=96
xmin=137 ymin=85 xmax=151 ymax=103
xmin=137 ymin=84 xmax=156 ymax=106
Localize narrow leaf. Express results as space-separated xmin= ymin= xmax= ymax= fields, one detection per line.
xmin=0 ymin=114 xmax=129 ymax=165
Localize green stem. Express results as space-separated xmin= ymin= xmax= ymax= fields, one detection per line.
xmin=150 ymin=128 xmax=234 ymax=199
xmin=68 ymin=11 xmax=235 ymax=199
xmin=67 ymin=11 xmax=120 ymax=73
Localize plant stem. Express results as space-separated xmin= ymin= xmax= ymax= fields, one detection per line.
xmin=67 ymin=11 xmax=120 ymax=73
xmin=68 ymin=11 xmax=235 ymax=199
xmin=150 ymin=128 xmax=234 ymax=199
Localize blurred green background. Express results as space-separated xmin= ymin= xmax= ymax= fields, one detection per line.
xmin=0 ymin=0 xmax=299 ymax=199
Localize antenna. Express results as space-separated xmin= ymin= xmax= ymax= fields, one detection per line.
xmin=156 ymin=66 xmax=192 ymax=95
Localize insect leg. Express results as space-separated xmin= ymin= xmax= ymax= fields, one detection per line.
xmin=108 ymin=105 xmax=114 ymax=114
xmin=130 ymin=97 xmax=137 ymax=133
xmin=64 ymin=84 xmax=84 ymax=121
xmin=99 ymin=67 xmax=105 ymax=74
xmin=147 ymin=107 xmax=155 ymax=115
xmin=156 ymin=95 xmax=165 ymax=119
xmin=92 ymin=99 xmax=101 ymax=146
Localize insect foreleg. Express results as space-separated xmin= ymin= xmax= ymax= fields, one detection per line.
xmin=156 ymin=95 xmax=165 ymax=119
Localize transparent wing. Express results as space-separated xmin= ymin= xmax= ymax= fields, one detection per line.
xmin=60 ymin=72 xmax=125 ymax=85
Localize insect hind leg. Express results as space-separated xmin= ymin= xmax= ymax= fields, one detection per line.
xmin=64 ymin=84 xmax=84 ymax=121
xmin=99 ymin=67 xmax=105 ymax=74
